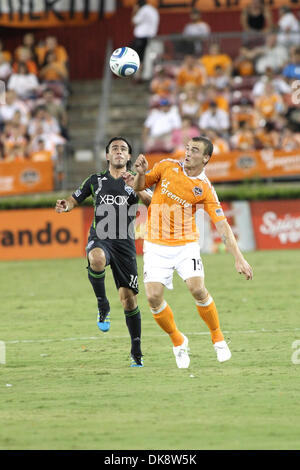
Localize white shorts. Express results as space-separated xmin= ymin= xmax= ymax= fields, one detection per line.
xmin=143 ymin=241 xmax=204 ymax=290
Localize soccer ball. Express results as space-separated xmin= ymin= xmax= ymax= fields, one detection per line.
xmin=109 ymin=47 xmax=140 ymax=78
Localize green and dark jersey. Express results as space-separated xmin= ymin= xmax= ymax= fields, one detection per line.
xmin=72 ymin=170 xmax=139 ymax=241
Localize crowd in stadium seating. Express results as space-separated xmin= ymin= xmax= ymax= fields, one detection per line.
xmin=0 ymin=34 xmax=69 ymax=163
xmin=143 ymin=5 xmax=300 ymax=155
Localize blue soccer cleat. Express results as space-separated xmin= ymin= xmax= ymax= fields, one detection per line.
xmin=97 ymin=311 xmax=111 ymax=332
xmin=130 ymin=354 xmax=144 ymax=368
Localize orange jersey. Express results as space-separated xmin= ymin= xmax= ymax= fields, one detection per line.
xmin=176 ymin=67 xmax=205 ymax=88
xmin=143 ymin=159 xmax=226 ymax=246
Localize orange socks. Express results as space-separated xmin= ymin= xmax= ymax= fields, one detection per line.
xmin=151 ymin=301 xmax=184 ymax=347
xmin=196 ymin=296 xmax=224 ymax=344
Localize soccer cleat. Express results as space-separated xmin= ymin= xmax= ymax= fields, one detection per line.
xmin=213 ymin=340 xmax=231 ymax=362
xmin=97 ymin=311 xmax=111 ymax=332
xmin=130 ymin=354 xmax=144 ymax=367
xmin=173 ymin=335 xmax=190 ymax=369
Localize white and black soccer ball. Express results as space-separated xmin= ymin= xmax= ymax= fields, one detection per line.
xmin=109 ymin=47 xmax=140 ymax=78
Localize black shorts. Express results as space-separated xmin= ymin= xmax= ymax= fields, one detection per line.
xmin=86 ymin=238 xmax=139 ymax=294
xmin=130 ymin=37 xmax=148 ymax=62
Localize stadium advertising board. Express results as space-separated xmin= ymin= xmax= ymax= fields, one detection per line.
xmin=0 ymin=160 xmax=54 ymax=196
xmin=122 ymin=0 xmax=298 ymax=12
xmin=0 ymin=0 xmax=115 ymax=27
xmin=250 ymin=200 xmax=300 ymax=250
xmin=146 ymin=149 xmax=300 ymax=183
xmin=0 ymin=208 xmax=83 ymax=260
xmin=1 ymin=200 xmax=300 ymax=260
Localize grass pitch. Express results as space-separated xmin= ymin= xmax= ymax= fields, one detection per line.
xmin=0 ymin=250 xmax=300 ymax=450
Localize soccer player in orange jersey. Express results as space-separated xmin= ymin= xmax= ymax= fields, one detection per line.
xmin=134 ymin=136 xmax=253 ymax=368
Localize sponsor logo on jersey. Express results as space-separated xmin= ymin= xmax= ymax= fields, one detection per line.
xmin=215 ymin=208 xmax=224 ymax=216
xmin=160 ymin=179 xmax=191 ymax=208
xmin=98 ymin=194 xmax=129 ymax=205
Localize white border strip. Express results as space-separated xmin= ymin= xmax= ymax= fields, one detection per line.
xmin=3 ymin=327 xmax=300 ymax=346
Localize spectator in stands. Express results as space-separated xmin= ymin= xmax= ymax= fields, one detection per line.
xmin=150 ymin=65 xmax=175 ymax=99
xmin=201 ymin=84 xmax=229 ymax=113
xmin=0 ymin=90 xmax=29 ymax=128
xmin=203 ymin=129 xmax=230 ymax=154
xmin=130 ymin=0 xmax=160 ymax=75
xmin=277 ymin=6 xmax=300 ymax=49
xmin=28 ymin=124 xmax=66 ymax=160
xmin=0 ymin=39 xmax=12 ymax=63
xmin=37 ymin=88 xmax=69 ymax=139
xmin=230 ymin=120 xmax=256 ymax=150
xmin=143 ymin=97 xmax=182 ymax=152
xmin=280 ymin=126 xmax=300 ymax=150
xmin=231 ymin=97 xmax=259 ymax=132
xmin=1 ymin=122 xmax=28 ymax=160
xmin=0 ymin=52 xmax=12 ymax=81
xmin=30 ymin=138 xmax=52 ymax=162
xmin=12 ymin=46 xmax=38 ymax=76
xmin=176 ymin=55 xmax=206 ymax=91
xmin=178 ymin=83 xmax=201 ymax=121
xmin=233 ymin=47 xmax=255 ymax=76
xmin=39 ymin=51 xmax=68 ymax=83
xmin=254 ymin=82 xmax=285 ymax=123
xmin=241 ymin=0 xmax=272 ymax=34
xmin=7 ymin=62 xmax=39 ymax=100
xmin=171 ymin=116 xmax=199 ymax=150
xmin=200 ymin=43 xmax=232 ymax=78
xmin=3 ymin=144 xmax=27 ymax=162
xmin=181 ymin=8 xmax=211 ymax=56
xmin=9 ymin=110 xmax=28 ymax=135
xmin=208 ymin=65 xmax=231 ymax=90
xmin=241 ymin=33 xmax=289 ymax=75
xmin=27 ymin=105 xmax=61 ymax=137
xmin=199 ymin=100 xmax=230 ymax=134
xmin=15 ymin=33 xmax=38 ymax=65
xmin=255 ymin=121 xmax=280 ymax=149
xmin=252 ymin=66 xmax=291 ymax=97
xmin=283 ymin=46 xmax=300 ymax=80
xmin=36 ymin=36 xmax=68 ymax=68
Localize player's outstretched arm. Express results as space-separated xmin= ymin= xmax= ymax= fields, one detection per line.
xmin=133 ymin=154 xmax=148 ymax=191
xmin=55 ymin=196 xmax=78 ymax=213
xmin=215 ymin=219 xmax=253 ymax=280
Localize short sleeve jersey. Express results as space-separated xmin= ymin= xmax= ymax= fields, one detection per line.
xmin=143 ymin=159 xmax=226 ymax=246
xmin=72 ymin=170 xmax=139 ymax=242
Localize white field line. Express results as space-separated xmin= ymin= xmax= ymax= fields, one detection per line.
xmin=3 ymin=327 xmax=300 ymax=345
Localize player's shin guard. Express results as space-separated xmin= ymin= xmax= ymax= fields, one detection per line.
xmin=124 ymin=307 xmax=142 ymax=357
xmin=151 ymin=301 xmax=184 ymax=347
xmin=196 ymin=296 xmax=224 ymax=344
xmin=87 ymin=267 xmax=110 ymax=315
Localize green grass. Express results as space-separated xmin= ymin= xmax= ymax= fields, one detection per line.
xmin=1 ymin=250 xmax=300 ymax=450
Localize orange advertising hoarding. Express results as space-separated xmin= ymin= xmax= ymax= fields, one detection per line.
xmin=0 ymin=208 xmax=84 ymax=260
xmin=0 ymin=205 xmax=148 ymax=260
xmin=122 ymin=0 xmax=296 ymax=12
xmin=0 ymin=161 xmax=54 ymax=196
xmin=146 ymin=149 xmax=300 ymax=183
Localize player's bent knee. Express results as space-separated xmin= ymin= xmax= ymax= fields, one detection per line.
xmin=188 ymin=284 xmax=209 ymax=302
xmin=88 ymin=248 xmax=106 ymax=271
xmin=147 ymin=292 xmax=164 ymax=310
xmin=119 ymin=287 xmax=137 ymax=309
xmin=144 ymin=282 xmax=165 ymax=309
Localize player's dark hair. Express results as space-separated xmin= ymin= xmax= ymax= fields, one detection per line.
xmin=191 ymin=136 xmax=214 ymax=159
xmin=106 ymin=137 xmax=132 ymax=155
xmin=106 ymin=136 xmax=132 ymax=170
